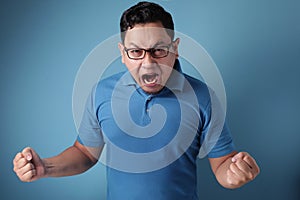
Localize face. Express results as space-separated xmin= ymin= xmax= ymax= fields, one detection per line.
xmin=119 ymin=22 xmax=180 ymax=94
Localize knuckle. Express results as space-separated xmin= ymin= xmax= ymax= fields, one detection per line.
xmin=229 ymin=163 xmax=236 ymax=171
xmin=18 ymin=174 xmax=24 ymax=180
xmin=20 ymin=176 xmax=30 ymax=182
xmin=24 ymin=163 xmax=33 ymax=171
xmin=17 ymin=172 xmax=24 ymax=179
xmin=248 ymin=172 xmax=254 ymax=180
xmin=13 ymin=153 xmax=21 ymax=164
xmin=236 ymin=159 xmax=243 ymax=166
xmin=227 ymin=177 xmax=233 ymax=185
xmin=16 ymin=168 xmax=24 ymax=177
xmin=226 ymin=170 xmax=250 ymax=187
xmin=237 ymin=152 xmax=244 ymax=157
xmin=28 ymin=163 xmax=34 ymax=171
xmin=22 ymin=147 xmax=31 ymax=154
xmin=240 ymin=175 xmax=247 ymax=183
xmin=235 ymin=178 xmax=244 ymax=186
xmin=13 ymin=166 xmax=18 ymax=173
xmin=227 ymin=177 xmax=239 ymax=186
xmin=22 ymin=171 xmax=33 ymax=182
xmin=256 ymin=166 xmax=261 ymax=174
xmin=16 ymin=158 xmax=26 ymax=168
xmin=243 ymin=155 xmax=250 ymax=162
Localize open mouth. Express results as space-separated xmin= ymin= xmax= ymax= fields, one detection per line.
xmin=142 ymin=73 xmax=159 ymax=85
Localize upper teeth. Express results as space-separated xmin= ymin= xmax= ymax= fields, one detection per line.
xmin=143 ymin=74 xmax=158 ymax=84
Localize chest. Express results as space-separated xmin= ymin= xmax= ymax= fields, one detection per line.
xmin=100 ymin=92 xmax=182 ymax=149
xmin=98 ymin=90 xmax=202 ymax=153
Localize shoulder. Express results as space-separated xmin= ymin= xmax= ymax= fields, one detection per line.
xmin=96 ymin=71 xmax=126 ymax=91
xmin=182 ymin=73 xmax=211 ymax=105
xmin=97 ymin=71 xmax=126 ymax=88
xmin=91 ymin=71 xmax=127 ymax=102
xmin=183 ymin=73 xmax=207 ymax=90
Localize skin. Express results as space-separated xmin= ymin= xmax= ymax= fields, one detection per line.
xmin=118 ymin=22 xmax=180 ymax=94
xmin=13 ymin=142 xmax=101 ymax=182
xmin=13 ymin=22 xmax=260 ymax=189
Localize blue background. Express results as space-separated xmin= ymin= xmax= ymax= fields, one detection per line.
xmin=1 ymin=0 xmax=299 ymax=199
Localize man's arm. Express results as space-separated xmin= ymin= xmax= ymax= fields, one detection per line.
xmin=209 ymin=151 xmax=260 ymax=189
xmin=13 ymin=141 xmax=103 ymax=182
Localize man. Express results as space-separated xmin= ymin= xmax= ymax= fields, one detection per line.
xmin=13 ymin=2 xmax=260 ymax=199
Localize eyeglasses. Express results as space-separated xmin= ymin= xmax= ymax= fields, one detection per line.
xmin=124 ymin=43 xmax=173 ymax=60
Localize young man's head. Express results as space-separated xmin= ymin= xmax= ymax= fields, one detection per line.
xmin=120 ymin=1 xmax=174 ymax=43
xmin=118 ymin=1 xmax=180 ymax=94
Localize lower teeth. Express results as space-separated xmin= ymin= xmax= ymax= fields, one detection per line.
xmin=144 ymin=78 xmax=156 ymax=84
xmin=143 ymin=74 xmax=158 ymax=84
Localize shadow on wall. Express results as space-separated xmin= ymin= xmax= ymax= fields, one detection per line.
xmin=296 ymin=175 xmax=300 ymax=200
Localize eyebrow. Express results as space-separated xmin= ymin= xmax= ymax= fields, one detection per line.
xmin=126 ymin=41 xmax=170 ymax=48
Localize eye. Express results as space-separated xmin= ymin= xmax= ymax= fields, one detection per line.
xmin=153 ymin=47 xmax=168 ymax=56
xmin=129 ymin=49 xmax=143 ymax=56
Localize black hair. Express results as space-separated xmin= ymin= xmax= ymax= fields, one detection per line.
xmin=120 ymin=1 xmax=174 ymax=42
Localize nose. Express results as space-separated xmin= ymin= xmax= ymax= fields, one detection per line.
xmin=142 ymin=51 xmax=156 ymax=66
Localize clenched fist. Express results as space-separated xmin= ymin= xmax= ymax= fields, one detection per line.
xmin=13 ymin=147 xmax=46 ymax=182
xmin=211 ymin=151 xmax=260 ymax=189
xmin=226 ymin=152 xmax=260 ymax=187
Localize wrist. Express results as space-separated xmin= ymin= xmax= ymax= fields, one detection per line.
xmin=41 ymin=158 xmax=52 ymax=178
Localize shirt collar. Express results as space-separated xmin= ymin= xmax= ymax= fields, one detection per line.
xmin=120 ymin=59 xmax=185 ymax=92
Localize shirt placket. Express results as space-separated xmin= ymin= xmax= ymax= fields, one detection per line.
xmin=142 ymin=95 xmax=153 ymax=125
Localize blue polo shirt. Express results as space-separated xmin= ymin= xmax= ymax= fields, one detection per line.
xmin=77 ymin=60 xmax=235 ymax=200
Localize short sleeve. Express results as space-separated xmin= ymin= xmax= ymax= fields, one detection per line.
xmin=77 ymin=85 xmax=104 ymax=147
xmin=200 ymin=90 xmax=236 ymax=158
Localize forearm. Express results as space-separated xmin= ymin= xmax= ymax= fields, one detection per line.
xmin=43 ymin=145 xmax=97 ymax=178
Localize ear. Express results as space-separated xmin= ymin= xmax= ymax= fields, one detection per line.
xmin=118 ymin=42 xmax=125 ymax=63
xmin=173 ymin=38 xmax=180 ymax=58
